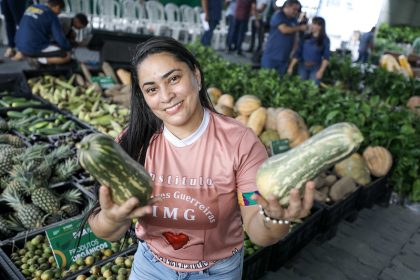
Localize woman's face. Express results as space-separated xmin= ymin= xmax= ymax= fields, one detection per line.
xmin=137 ymin=52 xmax=203 ymax=137
xmin=311 ymin=22 xmax=322 ymax=34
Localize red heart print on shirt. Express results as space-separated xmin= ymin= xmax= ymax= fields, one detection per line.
xmin=162 ymin=232 xmax=190 ymax=250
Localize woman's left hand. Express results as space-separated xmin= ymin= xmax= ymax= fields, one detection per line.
xmin=251 ymin=181 xmax=315 ymax=221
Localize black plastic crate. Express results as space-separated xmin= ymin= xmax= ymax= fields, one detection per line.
xmin=0 ymin=73 xmax=31 ymax=97
xmin=319 ymin=187 xmax=362 ymax=241
xmin=243 ymin=245 xmax=271 ymax=280
xmin=358 ymin=176 xmax=390 ymax=209
xmin=0 ymin=220 xmax=136 ymax=280
xmin=268 ymin=205 xmax=325 ymax=272
xmin=0 ymin=183 xmax=93 ymax=245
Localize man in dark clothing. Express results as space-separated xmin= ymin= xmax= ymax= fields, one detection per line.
xmin=226 ymin=0 xmax=256 ymax=55
xmin=14 ymin=0 xmax=72 ymax=65
xmin=357 ymin=26 xmax=375 ymax=63
xmin=59 ymin=13 xmax=89 ymax=47
xmin=1 ymin=0 xmax=31 ymax=58
xmin=200 ymin=0 xmax=224 ymax=46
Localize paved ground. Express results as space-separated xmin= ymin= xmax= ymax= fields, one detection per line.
xmin=1 ymin=45 xmax=419 ymax=280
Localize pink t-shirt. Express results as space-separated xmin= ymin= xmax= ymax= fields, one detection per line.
xmin=135 ymin=109 xmax=268 ymax=272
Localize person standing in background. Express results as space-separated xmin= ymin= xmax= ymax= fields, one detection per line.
xmin=287 ymin=16 xmax=330 ymax=85
xmin=247 ymin=0 xmax=268 ymax=53
xmin=357 ymin=26 xmax=375 ymax=63
xmin=261 ymin=0 xmax=307 ymax=75
xmin=225 ymin=0 xmax=237 ymax=51
xmin=0 ymin=0 xmax=32 ymax=58
xmin=226 ymin=0 xmax=256 ymax=56
xmin=200 ymin=0 xmax=224 ymax=46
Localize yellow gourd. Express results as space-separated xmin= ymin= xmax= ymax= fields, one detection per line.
xmin=362 ymin=146 xmax=393 ymax=177
xmin=235 ymin=95 xmax=261 ymax=116
xmin=247 ymin=107 xmax=267 ymax=136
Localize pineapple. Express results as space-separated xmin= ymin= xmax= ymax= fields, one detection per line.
xmin=0 ymin=134 xmax=25 ymax=148
xmin=60 ymin=189 xmax=83 ymax=217
xmin=50 ymin=158 xmax=79 ymax=184
xmin=13 ymin=144 xmax=48 ymax=165
xmin=0 ymin=189 xmax=45 ymax=229
xmin=31 ymin=187 xmax=61 ymax=214
xmin=0 ymin=147 xmax=24 ymax=176
xmin=0 ymin=214 xmax=24 ymax=239
xmin=0 ymin=117 xmax=8 ymax=131
xmin=32 ymin=145 xmax=73 ymax=183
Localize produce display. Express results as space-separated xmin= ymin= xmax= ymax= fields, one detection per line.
xmin=4 ymin=233 xmax=135 ymax=280
xmin=3 ymin=108 xmax=84 ymax=136
xmin=28 ymin=74 xmax=129 ymax=138
xmin=0 ymin=95 xmax=42 ymax=108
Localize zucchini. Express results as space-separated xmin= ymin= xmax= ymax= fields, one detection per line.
xmin=256 ymin=122 xmax=364 ymax=205
xmin=77 ymin=133 xmax=153 ymax=205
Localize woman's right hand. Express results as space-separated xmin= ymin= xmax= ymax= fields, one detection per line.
xmin=99 ymin=185 xmax=162 ymax=225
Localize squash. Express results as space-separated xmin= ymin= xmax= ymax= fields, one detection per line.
xmin=102 ymin=62 xmax=119 ymax=84
xmin=362 ymin=146 xmax=393 ymax=177
xmin=77 ymin=133 xmax=153 ymax=205
xmin=215 ymin=104 xmax=235 ymax=117
xmin=334 ymin=153 xmax=371 ymax=186
xmin=217 ymin=94 xmax=234 ymax=108
xmin=398 ymin=55 xmax=413 ymax=77
xmin=207 ymin=87 xmax=222 ymax=104
xmin=235 ymin=115 xmax=248 ymax=126
xmin=407 ymin=96 xmax=420 ymax=116
xmin=247 ymin=107 xmax=266 ymax=136
xmin=235 ymin=95 xmax=261 ymax=116
xmin=276 ymin=109 xmax=310 ymax=148
xmin=116 ymin=68 xmax=132 ymax=85
xmin=259 ymin=129 xmax=280 ymax=148
xmin=265 ymin=107 xmax=283 ymax=130
xmin=379 ymin=54 xmax=401 ymax=73
xmin=309 ymin=125 xmax=324 ymax=136
xmin=329 ymin=177 xmax=357 ymax=202
xmin=256 ymin=122 xmax=363 ymax=205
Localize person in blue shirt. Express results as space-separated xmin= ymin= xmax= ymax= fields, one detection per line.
xmin=200 ymin=0 xmax=224 ymax=46
xmin=14 ymin=0 xmax=72 ymax=65
xmin=287 ymin=16 xmax=330 ymax=85
xmin=357 ymin=26 xmax=375 ymax=63
xmin=260 ymin=0 xmax=307 ymax=75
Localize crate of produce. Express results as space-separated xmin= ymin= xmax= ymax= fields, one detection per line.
xmin=0 ymin=73 xmax=31 ymax=97
xmin=0 ymin=222 xmax=136 ymax=280
xmin=319 ymin=186 xmax=362 ymax=240
xmin=0 ymin=106 xmax=91 ymax=137
xmin=242 ymin=233 xmax=272 ymax=280
xmin=268 ymin=204 xmax=325 ymax=272
xmin=358 ymin=175 xmax=390 ymax=209
xmin=24 ymin=69 xmax=129 ymax=137
xmin=0 ymin=182 xmax=93 ymax=244
xmin=0 ymin=95 xmax=46 ymax=112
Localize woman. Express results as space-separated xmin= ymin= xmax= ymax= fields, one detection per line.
xmin=88 ymin=36 xmax=314 ymax=279
xmin=287 ymin=16 xmax=330 ymax=85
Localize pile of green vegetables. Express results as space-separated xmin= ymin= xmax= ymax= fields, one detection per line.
xmin=188 ymin=43 xmax=420 ymax=203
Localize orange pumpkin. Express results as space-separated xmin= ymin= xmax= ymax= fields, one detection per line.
xmin=275 ymin=109 xmax=309 ymax=148
xmin=362 ymin=146 xmax=393 ymax=177
xmin=235 ymin=95 xmax=261 ymax=116
xmin=217 ymin=94 xmax=234 ymax=108
xmin=247 ymin=107 xmax=267 ymax=136
xmin=407 ymin=96 xmax=420 ymax=116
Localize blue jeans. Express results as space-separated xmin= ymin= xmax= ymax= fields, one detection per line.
xmin=227 ymin=18 xmax=248 ymax=53
xmin=261 ymin=55 xmax=288 ymax=75
xmin=0 ymin=0 xmax=28 ymax=48
xmin=129 ymin=241 xmax=244 ymax=280
xmin=200 ymin=20 xmax=219 ymax=46
xmin=298 ymin=64 xmax=320 ymax=85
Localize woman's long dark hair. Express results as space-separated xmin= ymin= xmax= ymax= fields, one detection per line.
xmin=120 ymin=36 xmax=215 ymax=164
xmin=307 ymin=16 xmax=327 ymax=48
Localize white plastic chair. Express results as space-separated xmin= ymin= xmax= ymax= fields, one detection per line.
xmin=179 ymin=5 xmax=202 ymax=43
xmin=145 ymin=0 xmax=169 ymax=36
xmin=121 ymin=0 xmax=148 ymax=33
xmin=92 ymin=0 xmax=121 ymax=30
xmin=212 ymin=10 xmax=229 ymax=50
xmin=164 ymin=3 xmax=188 ymax=42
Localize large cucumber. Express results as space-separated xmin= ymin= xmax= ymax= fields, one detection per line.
xmin=77 ymin=133 xmax=153 ymax=205
xmin=256 ymin=122 xmax=364 ymax=205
